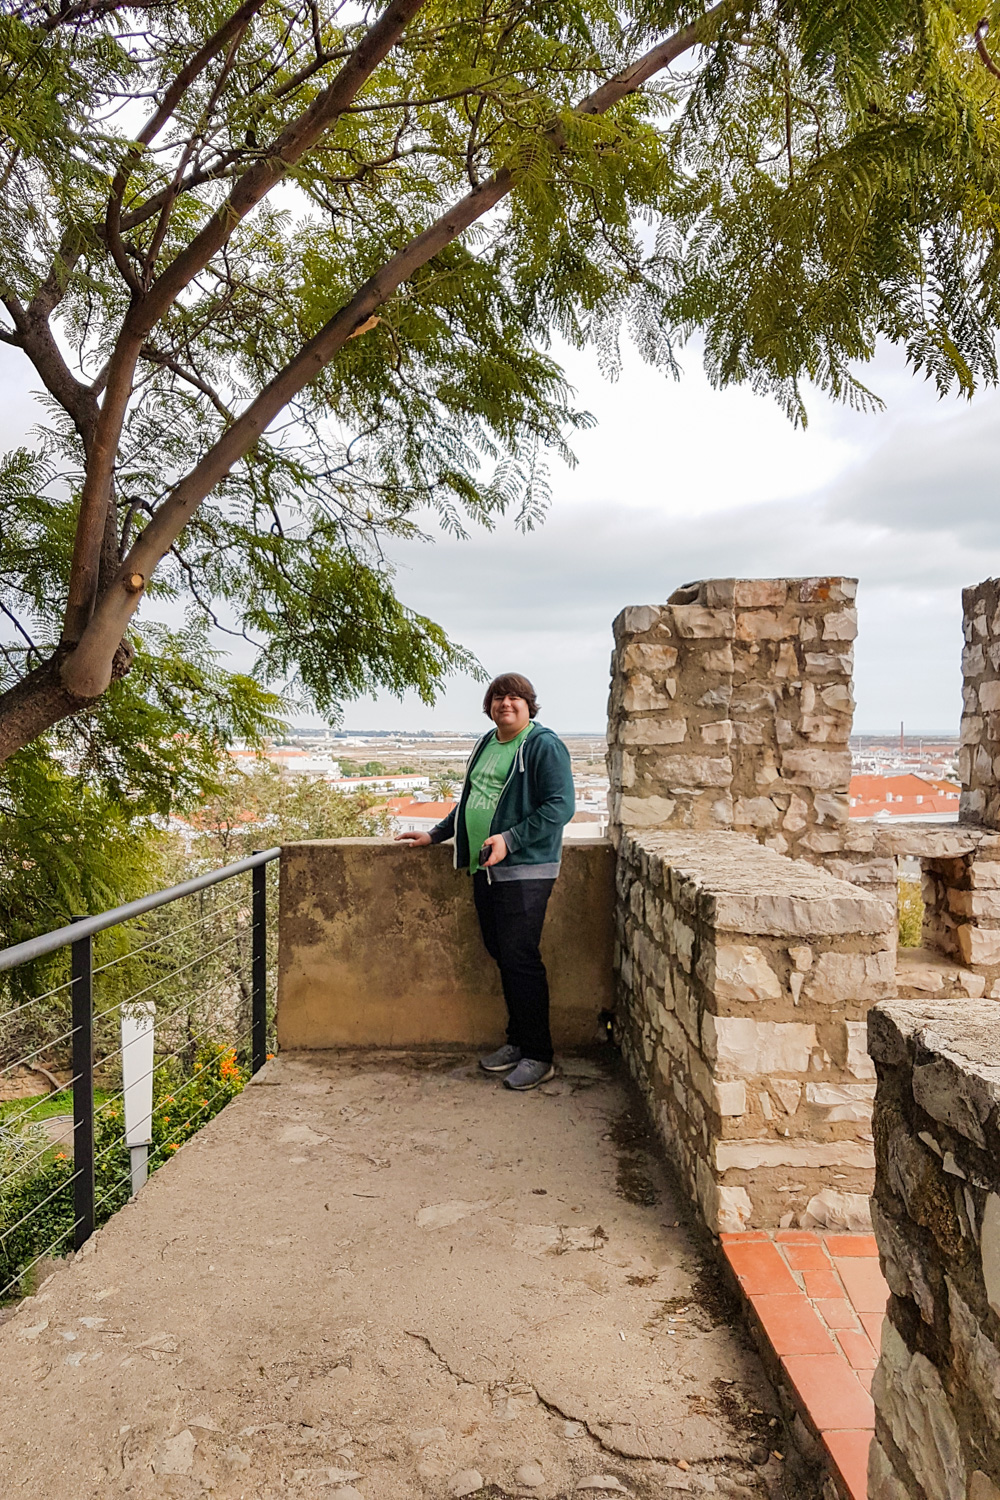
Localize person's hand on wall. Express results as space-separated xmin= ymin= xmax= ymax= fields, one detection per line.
xmin=395 ymin=831 xmax=432 ymax=845
xmin=481 ymin=834 xmax=508 ymax=866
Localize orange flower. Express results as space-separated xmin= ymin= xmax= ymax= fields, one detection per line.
xmin=165 ymin=1143 xmax=180 ymax=1152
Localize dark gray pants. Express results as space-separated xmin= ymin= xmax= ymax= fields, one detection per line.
xmin=473 ymin=874 xmax=555 ymax=1064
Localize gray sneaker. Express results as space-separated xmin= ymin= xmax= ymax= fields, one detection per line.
xmin=504 ymin=1058 xmax=556 ymax=1091
xmin=479 ymin=1044 xmax=521 ymax=1074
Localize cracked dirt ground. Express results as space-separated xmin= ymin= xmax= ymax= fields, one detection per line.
xmin=0 ymin=1052 xmax=794 ymax=1500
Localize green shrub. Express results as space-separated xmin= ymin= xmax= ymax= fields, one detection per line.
xmin=0 ymin=1044 xmax=247 ymax=1300
xmin=898 ymin=880 xmax=924 ymax=948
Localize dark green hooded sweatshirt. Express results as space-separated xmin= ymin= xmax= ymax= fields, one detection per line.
xmin=429 ymin=722 xmax=575 ymax=880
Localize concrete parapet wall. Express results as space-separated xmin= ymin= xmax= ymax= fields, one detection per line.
xmin=614 ymin=830 xmax=895 ymax=1234
xmin=277 ymin=838 xmax=614 ymax=1049
xmin=868 ymin=999 xmax=1000 ymax=1500
xmin=606 ymin=577 xmax=857 ymax=859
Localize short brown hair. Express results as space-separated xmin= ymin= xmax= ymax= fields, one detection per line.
xmin=483 ymin=673 xmax=539 ymax=719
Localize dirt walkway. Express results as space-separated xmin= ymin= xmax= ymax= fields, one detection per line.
xmin=0 ymin=1052 xmax=796 ymax=1500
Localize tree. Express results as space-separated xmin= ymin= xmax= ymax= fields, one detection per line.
xmin=430 ymin=771 xmax=457 ymax=798
xmin=2 ymin=0 xmax=999 ymax=770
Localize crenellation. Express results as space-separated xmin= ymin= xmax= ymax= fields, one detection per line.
xmin=615 ymin=828 xmax=894 ymax=1231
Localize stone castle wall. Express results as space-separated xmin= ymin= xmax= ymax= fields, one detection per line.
xmin=868 ymin=998 xmax=1000 ymax=1500
xmin=607 ymin=576 xmax=858 ymax=852
xmin=960 ymin=578 xmax=1000 ymax=831
xmin=615 ymin=829 xmax=895 ymax=1232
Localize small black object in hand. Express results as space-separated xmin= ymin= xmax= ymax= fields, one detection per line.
xmin=478 ymin=844 xmax=491 ymax=866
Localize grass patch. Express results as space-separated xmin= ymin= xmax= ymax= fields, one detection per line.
xmin=0 ymin=1089 xmax=110 ymax=1125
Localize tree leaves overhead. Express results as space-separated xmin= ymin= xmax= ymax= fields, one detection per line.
xmin=2 ymin=0 xmax=1000 ymax=771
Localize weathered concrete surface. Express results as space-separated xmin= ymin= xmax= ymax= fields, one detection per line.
xmin=0 ymin=1052 xmax=790 ymax=1500
xmin=278 ymin=840 xmax=615 ymax=1050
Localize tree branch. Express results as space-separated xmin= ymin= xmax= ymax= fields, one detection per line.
xmin=58 ymin=0 xmax=727 ymax=702
xmin=62 ymin=0 xmax=429 ymax=650
xmin=104 ymin=0 xmax=266 ymax=291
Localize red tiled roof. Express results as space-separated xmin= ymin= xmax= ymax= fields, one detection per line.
xmin=848 ymin=773 xmax=959 ymax=818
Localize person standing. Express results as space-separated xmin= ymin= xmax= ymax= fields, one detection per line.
xmin=395 ymin=673 xmax=575 ymax=1090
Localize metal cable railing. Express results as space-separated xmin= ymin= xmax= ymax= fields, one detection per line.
xmin=0 ymin=849 xmax=279 ymax=1302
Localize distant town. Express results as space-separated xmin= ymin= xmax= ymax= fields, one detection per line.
xmin=218 ymin=727 xmax=963 ymax=839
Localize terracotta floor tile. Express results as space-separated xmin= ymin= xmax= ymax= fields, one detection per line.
xmin=803 ymin=1267 xmax=846 ymax=1301
xmin=775 ymin=1230 xmax=821 ymax=1244
xmin=837 ymin=1256 xmax=890 ymax=1315
xmin=750 ymin=1293 xmax=837 ymax=1356
xmin=860 ymin=1311 xmax=886 ymax=1350
xmin=722 ymin=1239 xmax=799 ymax=1295
xmin=783 ymin=1242 xmax=832 ymax=1272
xmin=856 ymin=1369 xmax=874 ymax=1393
xmin=781 ymin=1354 xmax=875 ymax=1431
xmin=813 ymin=1298 xmax=862 ymax=1331
xmin=720 ymin=1230 xmax=770 ymax=1243
xmin=836 ymin=1328 xmax=879 ymax=1370
xmin=823 ymin=1429 xmax=873 ymax=1500
xmin=826 ymin=1234 xmax=879 ymax=1258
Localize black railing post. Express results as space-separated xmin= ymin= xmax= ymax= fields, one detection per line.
xmin=70 ymin=919 xmax=95 ymax=1251
xmin=251 ymin=857 xmax=267 ymax=1074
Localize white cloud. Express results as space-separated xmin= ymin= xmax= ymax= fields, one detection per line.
xmin=1 ymin=333 xmax=995 ymax=736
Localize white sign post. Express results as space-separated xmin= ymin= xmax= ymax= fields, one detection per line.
xmin=121 ymin=1002 xmax=155 ymax=1196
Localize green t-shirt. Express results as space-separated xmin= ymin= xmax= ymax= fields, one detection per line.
xmin=464 ymin=722 xmax=534 ymax=872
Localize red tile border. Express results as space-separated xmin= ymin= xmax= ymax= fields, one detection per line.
xmin=836 ymin=1258 xmax=890 ymax=1316
xmin=813 ymin=1297 xmax=863 ymax=1331
xmin=823 ymin=1430 xmax=873 ymax=1500
xmin=722 ymin=1229 xmax=884 ymax=1500
xmin=827 ymin=1234 xmax=879 ymax=1258
xmin=803 ymin=1266 xmax=847 ymax=1301
xmin=749 ymin=1293 xmax=837 ymax=1356
xmin=784 ymin=1242 xmax=832 ymax=1272
xmin=836 ymin=1329 xmax=879 ymax=1371
xmin=781 ymin=1353 xmax=875 ymax=1431
xmin=723 ymin=1239 xmax=800 ymax=1296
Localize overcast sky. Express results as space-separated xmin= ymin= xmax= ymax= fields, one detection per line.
xmin=3 ymin=334 xmax=997 ymax=737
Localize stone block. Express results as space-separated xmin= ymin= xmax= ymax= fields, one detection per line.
xmin=697 ymin=644 xmax=734 ymax=672
xmin=645 ymin=754 xmax=732 ymax=788
xmin=622 ymin=643 xmax=679 ymax=673
xmin=711 ymin=943 xmax=783 ymax=1004
xmin=803 ymin=950 xmax=896 ymax=1005
xmin=872 ymin=1321 xmax=965 ymax=1500
xmin=734 ymin=579 xmax=788 ymax=607
xmin=735 ymin=610 xmax=795 ymax=641
xmin=700 ymin=719 xmax=733 ymax=744
xmin=714 ymin=1139 xmax=875 ymax=1169
xmin=822 ymin=608 xmax=859 ymax=641
xmin=846 ymin=1020 xmax=876 ymax=1080
xmin=622 ymin=680 xmax=677 ymax=712
xmin=779 ymin=748 xmax=852 ymax=789
xmin=946 ymin=1280 xmax=1000 ymax=1435
xmin=618 ymin=716 xmax=688 ymax=746
xmin=733 ymin=796 xmax=781 ymax=828
xmin=617 ymin=606 xmax=662 ymax=635
xmin=619 ymin=795 xmax=677 ymax=827
xmin=971 ymin=863 xmax=1000 ymax=889
xmin=799 ymin=1189 xmax=873 ymax=1231
xmin=701 ymin=1014 xmax=816 ymax=1074
xmin=716 ymin=1185 xmax=753 ymax=1232
xmin=803 ymin=651 xmax=853 ymax=675
xmin=799 ymin=576 xmax=857 ymax=603
xmin=714 ymin=1079 xmax=747 ymax=1116
xmin=957 ymin=925 xmax=1000 ymax=966
xmin=868 ymin=1439 xmax=911 ymax=1500
xmin=671 ymin=605 xmax=736 ymax=639
xmin=980 ymin=680 xmax=1000 ymax=712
